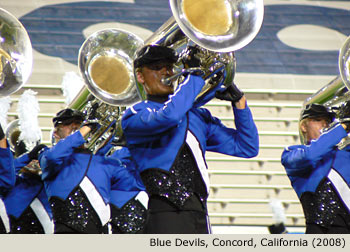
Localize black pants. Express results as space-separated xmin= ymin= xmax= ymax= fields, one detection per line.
xmin=306 ymin=215 xmax=350 ymax=234
xmin=55 ymin=223 xmax=80 ymax=234
xmin=306 ymin=224 xmax=350 ymax=234
xmin=0 ymin=219 xmax=7 ymax=234
xmin=54 ymin=222 xmax=108 ymax=234
xmin=145 ymin=195 xmax=209 ymax=234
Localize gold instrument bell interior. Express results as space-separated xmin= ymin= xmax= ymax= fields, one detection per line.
xmin=182 ymin=0 xmax=233 ymax=36
xmin=0 ymin=8 xmax=33 ymax=97
xmin=170 ymin=0 xmax=264 ymax=52
xmin=89 ymin=55 xmax=130 ymax=95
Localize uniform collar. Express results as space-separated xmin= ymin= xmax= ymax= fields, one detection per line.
xmin=146 ymin=94 xmax=169 ymax=103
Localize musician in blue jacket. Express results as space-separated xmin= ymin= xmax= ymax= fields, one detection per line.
xmin=281 ymin=103 xmax=350 ymax=233
xmin=122 ymin=45 xmax=259 ymax=233
xmin=39 ymin=108 xmax=142 ymax=234
xmin=0 ymin=124 xmax=15 ymax=233
xmin=4 ymin=143 xmax=52 ymax=234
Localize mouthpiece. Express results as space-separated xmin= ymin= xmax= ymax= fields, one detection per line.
xmin=161 ymin=71 xmax=185 ymax=86
xmin=161 ymin=77 xmax=172 ymax=86
xmin=161 ymin=69 xmax=199 ymax=86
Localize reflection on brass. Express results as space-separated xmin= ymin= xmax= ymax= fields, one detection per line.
xmin=0 ymin=48 xmax=12 ymax=82
xmin=90 ymin=56 xmax=130 ymax=94
xmin=183 ymin=0 xmax=232 ymax=35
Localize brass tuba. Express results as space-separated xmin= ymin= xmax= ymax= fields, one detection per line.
xmin=70 ymin=29 xmax=144 ymax=152
xmin=300 ymin=36 xmax=350 ymax=146
xmin=303 ymin=36 xmax=350 ymax=108
xmin=5 ymin=119 xmax=21 ymax=153
xmin=70 ymin=0 xmax=264 ymax=152
xmin=136 ymin=0 xmax=264 ymax=100
xmin=0 ymin=8 xmax=33 ymax=97
xmin=5 ymin=119 xmax=41 ymax=156
xmin=6 ymin=119 xmax=42 ymax=174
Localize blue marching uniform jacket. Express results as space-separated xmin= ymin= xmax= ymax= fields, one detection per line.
xmin=0 ymin=144 xmax=15 ymax=196
xmin=122 ymin=74 xmax=259 ymax=207
xmin=281 ymin=124 xmax=350 ymax=227
xmin=4 ymin=153 xmax=53 ymax=233
xmin=39 ymin=130 xmax=142 ymax=233
xmin=108 ymin=147 xmax=148 ymax=234
xmin=0 ymin=144 xmax=15 ymax=233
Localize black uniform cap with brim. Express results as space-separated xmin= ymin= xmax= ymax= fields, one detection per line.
xmin=301 ymin=103 xmax=335 ymax=122
xmin=134 ymin=45 xmax=178 ymax=69
xmin=53 ymin=108 xmax=85 ymax=127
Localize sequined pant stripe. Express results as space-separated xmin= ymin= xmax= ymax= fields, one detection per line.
xmin=135 ymin=191 xmax=149 ymax=209
xmin=30 ymin=198 xmax=54 ymax=234
xmin=328 ymin=169 xmax=350 ymax=213
xmin=186 ymin=130 xmax=210 ymax=194
xmin=0 ymin=198 xmax=9 ymax=233
xmin=80 ymin=177 xmax=110 ymax=225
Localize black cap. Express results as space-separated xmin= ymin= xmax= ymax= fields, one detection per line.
xmin=53 ymin=108 xmax=85 ymax=127
xmin=301 ymin=103 xmax=335 ymax=122
xmin=134 ymin=45 xmax=178 ymax=69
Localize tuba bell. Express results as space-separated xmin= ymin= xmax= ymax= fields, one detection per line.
xmin=68 ymin=29 xmax=144 ymax=152
xmin=0 ymin=8 xmax=33 ymax=97
xmin=6 ymin=119 xmax=42 ymax=174
xmin=5 ymin=119 xmax=41 ymax=157
xmin=136 ymin=0 xmax=264 ymax=101
xmin=301 ymin=35 xmax=350 ymax=146
xmin=5 ymin=119 xmax=21 ymax=153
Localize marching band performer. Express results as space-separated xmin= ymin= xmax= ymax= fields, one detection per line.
xmin=121 ymin=44 xmax=259 ymax=233
xmin=0 ymin=123 xmax=15 ymax=233
xmin=3 ymin=89 xmax=53 ymax=234
xmin=39 ymin=108 xmax=143 ymax=234
xmin=281 ymin=103 xmax=350 ymax=233
xmin=4 ymin=143 xmax=52 ymax=234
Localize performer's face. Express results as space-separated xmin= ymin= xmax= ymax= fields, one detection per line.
xmin=137 ymin=62 xmax=174 ymax=96
xmin=53 ymin=123 xmax=80 ymax=142
xmin=301 ymin=117 xmax=330 ymax=143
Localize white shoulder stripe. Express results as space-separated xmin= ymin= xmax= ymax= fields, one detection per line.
xmin=30 ymin=198 xmax=54 ymax=234
xmin=130 ymin=106 xmax=137 ymax=114
xmin=328 ymin=168 xmax=350 ymax=212
xmin=0 ymin=198 xmax=10 ymax=233
xmin=80 ymin=177 xmax=111 ymax=226
xmin=186 ymin=130 xmax=210 ymax=194
xmin=135 ymin=191 xmax=149 ymax=209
